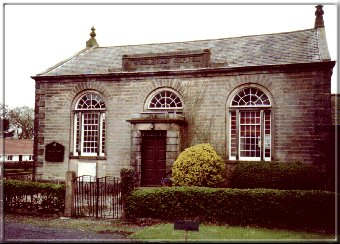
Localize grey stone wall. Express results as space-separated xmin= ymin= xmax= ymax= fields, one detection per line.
xmin=34 ymin=65 xmax=333 ymax=180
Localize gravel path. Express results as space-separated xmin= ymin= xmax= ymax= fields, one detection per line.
xmin=4 ymin=222 xmax=133 ymax=242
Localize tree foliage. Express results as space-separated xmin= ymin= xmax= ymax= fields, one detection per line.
xmin=1 ymin=104 xmax=34 ymax=139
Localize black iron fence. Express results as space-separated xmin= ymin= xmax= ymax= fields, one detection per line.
xmin=72 ymin=175 xmax=122 ymax=219
xmin=4 ymin=172 xmax=33 ymax=181
xmin=3 ymin=161 xmax=34 ymax=170
xmin=3 ymin=161 xmax=35 ymax=181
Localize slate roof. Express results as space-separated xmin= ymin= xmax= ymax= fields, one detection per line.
xmin=0 ymin=138 xmax=33 ymax=155
xmin=37 ymin=28 xmax=330 ymax=77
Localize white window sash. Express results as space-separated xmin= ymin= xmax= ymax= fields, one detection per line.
xmin=80 ymin=113 xmax=85 ymax=155
xmin=79 ymin=112 xmax=103 ymax=157
xmin=263 ymin=111 xmax=271 ymax=161
xmin=73 ymin=113 xmax=78 ymax=156
xmin=230 ymin=109 xmax=271 ymax=162
xmin=99 ymin=113 xmax=105 ymax=157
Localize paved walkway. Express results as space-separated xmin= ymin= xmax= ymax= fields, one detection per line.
xmin=4 ymin=222 xmax=133 ymax=242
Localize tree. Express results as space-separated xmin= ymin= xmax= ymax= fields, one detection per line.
xmin=0 ymin=103 xmax=9 ymax=119
xmin=2 ymin=105 xmax=34 ymax=139
xmin=1 ymin=104 xmax=13 ymax=137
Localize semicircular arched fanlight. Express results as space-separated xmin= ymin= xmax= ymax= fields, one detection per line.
xmin=148 ymin=89 xmax=183 ymax=109
xmin=231 ymin=87 xmax=270 ymax=107
xmin=76 ymin=92 xmax=106 ymax=110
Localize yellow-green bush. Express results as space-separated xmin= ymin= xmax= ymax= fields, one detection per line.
xmin=171 ymin=143 xmax=225 ymax=187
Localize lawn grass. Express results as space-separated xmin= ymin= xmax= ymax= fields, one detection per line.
xmin=130 ymin=223 xmax=335 ymax=242
xmin=5 ymin=214 xmax=335 ymax=241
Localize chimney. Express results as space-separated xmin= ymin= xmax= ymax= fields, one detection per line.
xmin=86 ymin=26 xmax=99 ymax=48
xmin=314 ymin=5 xmax=325 ymax=28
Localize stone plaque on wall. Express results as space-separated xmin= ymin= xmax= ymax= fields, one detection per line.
xmin=122 ymin=49 xmax=210 ymax=71
xmin=45 ymin=142 xmax=64 ymax=162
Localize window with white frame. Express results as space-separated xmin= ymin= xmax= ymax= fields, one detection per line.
xmin=229 ymin=87 xmax=271 ymax=161
xmin=146 ymin=88 xmax=183 ymax=111
xmin=73 ymin=92 xmax=106 ymax=157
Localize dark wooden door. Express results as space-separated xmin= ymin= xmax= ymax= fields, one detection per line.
xmin=141 ymin=130 xmax=166 ymax=186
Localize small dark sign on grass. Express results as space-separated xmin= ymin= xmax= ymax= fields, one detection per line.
xmin=174 ymin=220 xmax=199 ymax=231
xmin=174 ymin=220 xmax=199 ymax=242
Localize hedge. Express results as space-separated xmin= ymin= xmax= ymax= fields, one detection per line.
xmin=3 ymin=180 xmax=65 ymax=214
xmin=125 ymin=187 xmax=335 ymax=231
xmin=228 ymin=162 xmax=328 ymax=190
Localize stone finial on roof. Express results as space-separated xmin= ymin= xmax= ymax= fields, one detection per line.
xmin=86 ymin=26 xmax=99 ymax=48
xmin=314 ymin=5 xmax=325 ymax=28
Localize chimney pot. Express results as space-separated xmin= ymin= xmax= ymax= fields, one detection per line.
xmin=314 ymin=5 xmax=325 ymax=28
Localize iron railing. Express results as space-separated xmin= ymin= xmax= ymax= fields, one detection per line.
xmin=72 ymin=175 xmax=122 ymax=219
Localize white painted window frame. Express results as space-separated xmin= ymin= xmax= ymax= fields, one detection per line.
xmin=238 ymin=110 xmax=262 ymax=161
xmin=145 ymin=88 xmax=184 ymax=111
xmin=73 ymin=92 xmax=106 ymax=157
xmin=229 ymin=87 xmax=272 ymax=162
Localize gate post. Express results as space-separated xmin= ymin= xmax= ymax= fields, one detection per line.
xmin=95 ymin=177 xmax=99 ymax=218
xmin=64 ymin=171 xmax=76 ymax=217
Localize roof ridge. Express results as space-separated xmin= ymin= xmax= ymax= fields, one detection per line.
xmin=97 ymin=28 xmax=316 ymax=49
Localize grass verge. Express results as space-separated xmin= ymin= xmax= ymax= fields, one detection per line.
xmin=130 ymin=223 xmax=336 ymax=242
xmin=4 ymin=213 xmax=143 ymax=237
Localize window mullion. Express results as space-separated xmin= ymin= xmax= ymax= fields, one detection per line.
xmin=97 ymin=112 xmax=101 ymax=156
xmin=80 ymin=113 xmax=84 ymax=155
xmin=99 ymin=112 xmax=103 ymax=156
xmin=236 ymin=110 xmax=240 ymax=160
xmin=260 ymin=110 xmax=264 ymax=161
xmin=73 ymin=113 xmax=78 ymax=156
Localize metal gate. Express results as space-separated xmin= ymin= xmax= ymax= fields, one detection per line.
xmin=72 ymin=175 xmax=122 ymax=218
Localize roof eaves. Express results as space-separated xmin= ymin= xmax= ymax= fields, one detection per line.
xmin=32 ymin=60 xmax=336 ymax=81
xmin=35 ymin=46 xmax=96 ymax=77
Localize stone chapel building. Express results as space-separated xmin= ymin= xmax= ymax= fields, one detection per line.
xmin=32 ymin=5 xmax=335 ymax=185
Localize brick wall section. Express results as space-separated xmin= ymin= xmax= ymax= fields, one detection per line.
xmin=34 ymin=64 xmax=333 ymax=180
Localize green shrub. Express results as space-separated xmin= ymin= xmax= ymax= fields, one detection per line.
xmin=125 ymin=187 xmax=335 ymax=231
xmin=172 ymin=144 xmax=226 ymax=187
xmin=4 ymin=180 xmax=65 ymax=214
xmin=228 ymin=162 xmax=327 ymax=190
xmin=120 ymin=168 xmax=135 ymax=200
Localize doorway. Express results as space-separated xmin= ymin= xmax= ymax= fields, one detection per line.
xmin=141 ymin=130 xmax=166 ymax=186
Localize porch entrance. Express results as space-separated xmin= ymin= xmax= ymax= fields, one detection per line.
xmin=141 ymin=130 xmax=166 ymax=186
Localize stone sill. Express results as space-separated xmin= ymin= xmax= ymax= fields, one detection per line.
xmin=127 ymin=118 xmax=187 ymax=125
xmin=128 ymin=112 xmax=186 ymax=125
xmin=69 ymin=155 xmax=107 ymax=160
xmin=132 ymin=112 xmax=184 ymax=119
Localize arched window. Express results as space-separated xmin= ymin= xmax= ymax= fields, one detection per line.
xmin=229 ymin=87 xmax=271 ymax=161
xmin=73 ymin=92 xmax=106 ymax=157
xmin=146 ymin=88 xmax=183 ymax=111
xmin=231 ymin=87 xmax=270 ymax=107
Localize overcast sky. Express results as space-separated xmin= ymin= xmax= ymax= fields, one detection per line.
xmin=2 ymin=1 xmax=338 ymax=109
